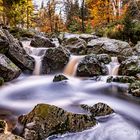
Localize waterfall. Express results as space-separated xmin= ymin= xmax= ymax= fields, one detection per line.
xmin=22 ymin=41 xmax=47 ymax=75
xmin=63 ymin=55 xmax=84 ymax=76
xmin=107 ymin=57 xmax=120 ymax=76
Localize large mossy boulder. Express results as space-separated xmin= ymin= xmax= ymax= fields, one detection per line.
xmin=0 ymin=54 xmax=21 ymax=82
xmin=76 ymin=54 xmax=110 ymax=77
xmin=119 ymin=56 xmax=140 ymax=76
xmin=42 ymin=47 xmax=70 ymax=74
xmin=87 ymin=38 xmax=133 ymax=56
xmin=62 ymin=37 xmax=87 ymax=55
xmin=30 ymin=35 xmax=56 ymax=48
xmin=19 ymin=104 xmax=96 ymax=140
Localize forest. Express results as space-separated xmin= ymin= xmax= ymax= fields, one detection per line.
xmin=0 ymin=0 xmax=140 ymax=43
xmin=0 ymin=0 xmax=140 ymax=140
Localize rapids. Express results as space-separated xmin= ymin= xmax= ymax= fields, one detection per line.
xmin=0 ymin=41 xmax=140 ymax=140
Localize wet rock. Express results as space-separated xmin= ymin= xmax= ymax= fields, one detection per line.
xmin=81 ymin=103 xmax=114 ymax=117
xmin=107 ymin=76 xmax=136 ymax=83
xmin=0 ymin=77 xmax=4 ymax=86
xmin=79 ymin=34 xmax=98 ymax=43
xmin=62 ymin=37 xmax=87 ymax=55
xmin=30 ymin=35 xmax=56 ymax=48
xmin=0 ymin=133 xmax=25 ymax=140
xmin=7 ymin=42 xmax=35 ymax=71
xmin=96 ymin=54 xmax=111 ymax=64
xmin=53 ymin=74 xmax=68 ymax=82
xmin=87 ymin=38 xmax=133 ymax=56
xmin=0 ymin=120 xmax=6 ymax=133
xmin=0 ymin=54 xmax=21 ymax=82
xmin=134 ymin=41 xmax=140 ymax=55
xmin=42 ymin=47 xmax=70 ymax=74
xmin=0 ymin=39 xmax=9 ymax=54
xmin=76 ymin=54 xmax=109 ymax=77
xmin=0 ymin=29 xmax=35 ymax=71
xmin=19 ymin=104 xmax=96 ymax=140
xmin=119 ymin=56 xmax=140 ymax=76
xmin=129 ymin=81 xmax=140 ymax=97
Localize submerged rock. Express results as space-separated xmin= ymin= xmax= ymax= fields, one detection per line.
xmin=0 ymin=134 xmax=25 ymax=140
xmin=19 ymin=104 xmax=96 ymax=140
xmin=0 ymin=77 xmax=4 ymax=86
xmin=87 ymin=38 xmax=133 ymax=56
xmin=53 ymin=74 xmax=68 ymax=82
xmin=76 ymin=54 xmax=109 ymax=77
xmin=30 ymin=35 xmax=56 ymax=48
xmin=42 ymin=47 xmax=70 ymax=74
xmin=107 ymin=76 xmax=136 ymax=83
xmin=0 ymin=54 xmax=21 ymax=82
xmin=81 ymin=103 xmax=114 ymax=117
xmin=62 ymin=37 xmax=87 ymax=55
xmin=119 ymin=56 xmax=140 ymax=76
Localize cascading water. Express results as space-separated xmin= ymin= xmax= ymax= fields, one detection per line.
xmin=22 ymin=41 xmax=47 ymax=75
xmin=107 ymin=57 xmax=120 ymax=76
xmin=63 ymin=55 xmax=84 ymax=76
xmin=0 ymin=39 xmax=140 ymax=140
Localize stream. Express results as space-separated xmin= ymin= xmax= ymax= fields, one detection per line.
xmin=0 ymin=41 xmax=140 ymax=140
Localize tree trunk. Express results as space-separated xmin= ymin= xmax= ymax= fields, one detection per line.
xmin=81 ymin=0 xmax=85 ymax=33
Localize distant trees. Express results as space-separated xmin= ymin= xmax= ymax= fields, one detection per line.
xmin=0 ymin=0 xmax=34 ymax=28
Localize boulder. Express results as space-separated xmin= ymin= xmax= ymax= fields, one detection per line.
xmin=107 ymin=76 xmax=136 ymax=83
xmin=7 ymin=42 xmax=35 ymax=71
xmin=0 ymin=120 xmax=6 ymax=133
xmin=0 ymin=134 xmax=25 ymax=140
xmin=119 ymin=56 xmax=140 ymax=76
xmin=0 ymin=29 xmax=35 ymax=71
xmin=79 ymin=34 xmax=98 ymax=42
xmin=53 ymin=74 xmax=68 ymax=82
xmin=134 ymin=41 xmax=140 ymax=55
xmin=19 ymin=104 xmax=96 ymax=140
xmin=81 ymin=103 xmax=114 ymax=117
xmin=87 ymin=38 xmax=133 ymax=56
xmin=0 ymin=77 xmax=4 ymax=86
xmin=129 ymin=81 xmax=140 ymax=97
xmin=0 ymin=54 xmax=21 ymax=82
xmin=76 ymin=54 xmax=109 ymax=77
xmin=62 ymin=37 xmax=87 ymax=55
xmin=42 ymin=47 xmax=70 ymax=74
xmin=30 ymin=35 xmax=56 ymax=48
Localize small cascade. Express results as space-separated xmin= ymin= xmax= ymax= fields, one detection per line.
xmin=63 ymin=55 xmax=84 ymax=76
xmin=107 ymin=57 xmax=120 ymax=76
xmin=22 ymin=41 xmax=47 ymax=75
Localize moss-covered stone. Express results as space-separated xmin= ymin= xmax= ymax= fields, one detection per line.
xmin=119 ymin=56 xmax=140 ymax=76
xmin=53 ymin=74 xmax=68 ymax=82
xmin=76 ymin=54 xmax=109 ymax=77
xmin=129 ymin=81 xmax=140 ymax=97
xmin=81 ymin=103 xmax=114 ymax=117
xmin=19 ymin=104 xmax=96 ymax=140
xmin=107 ymin=76 xmax=136 ymax=83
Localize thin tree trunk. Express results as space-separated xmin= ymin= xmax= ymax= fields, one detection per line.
xmin=81 ymin=0 xmax=85 ymax=33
